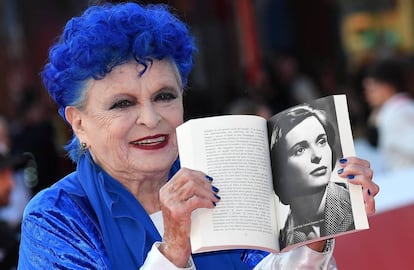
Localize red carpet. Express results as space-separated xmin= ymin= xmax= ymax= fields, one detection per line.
xmin=334 ymin=203 xmax=414 ymax=269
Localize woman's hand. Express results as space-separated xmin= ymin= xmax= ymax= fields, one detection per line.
xmin=337 ymin=156 xmax=379 ymax=215
xmin=158 ymin=168 xmax=220 ymax=267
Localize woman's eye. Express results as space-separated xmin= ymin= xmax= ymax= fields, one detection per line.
xmin=110 ymin=99 xmax=133 ymax=109
xmin=317 ymin=137 xmax=327 ymax=146
xmin=154 ymin=92 xmax=177 ymax=102
xmin=294 ymin=147 xmax=305 ymax=156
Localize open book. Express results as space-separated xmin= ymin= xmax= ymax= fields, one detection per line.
xmin=176 ymin=94 xmax=369 ymax=254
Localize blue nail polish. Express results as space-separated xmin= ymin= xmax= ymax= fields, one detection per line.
xmin=212 ymin=202 xmax=216 ymax=207
xmin=337 ymin=168 xmax=344 ymax=174
xmin=205 ymin=175 xmax=213 ymax=182
xmin=347 ymin=174 xmax=355 ymax=180
xmin=368 ymin=189 xmax=371 ymax=196
xmin=212 ymin=185 xmax=219 ymax=193
xmin=214 ymin=194 xmax=221 ymax=200
xmin=339 ymin=158 xmax=347 ymax=164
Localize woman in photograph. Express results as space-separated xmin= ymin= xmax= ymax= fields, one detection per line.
xmin=269 ymin=103 xmax=356 ymax=249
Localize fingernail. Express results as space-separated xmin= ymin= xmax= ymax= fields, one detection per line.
xmin=337 ymin=168 xmax=344 ymax=174
xmin=212 ymin=185 xmax=219 ymax=193
xmin=205 ymin=175 xmax=213 ymax=182
xmin=214 ymin=194 xmax=221 ymax=200
xmin=212 ymin=202 xmax=216 ymax=207
xmin=347 ymin=174 xmax=355 ymax=180
xmin=368 ymin=189 xmax=371 ymax=196
xmin=339 ymin=158 xmax=347 ymax=164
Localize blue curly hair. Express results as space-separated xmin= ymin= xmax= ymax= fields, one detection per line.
xmin=41 ymin=2 xmax=196 ymax=162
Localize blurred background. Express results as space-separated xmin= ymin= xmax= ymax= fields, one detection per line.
xmin=0 ymin=0 xmax=413 ymax=269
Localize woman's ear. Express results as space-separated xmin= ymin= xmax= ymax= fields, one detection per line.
xmin=65 ymin=106 xmax=86 ymax=140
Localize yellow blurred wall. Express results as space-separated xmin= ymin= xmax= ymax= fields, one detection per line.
xmin=342 ymin=0 xmax=414 ymax=69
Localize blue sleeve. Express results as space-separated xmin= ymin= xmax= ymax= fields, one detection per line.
xmin=241 ymin=250 xmax=270 ymax=269
xmin=17 ymin=191 xmax=110 ymax=269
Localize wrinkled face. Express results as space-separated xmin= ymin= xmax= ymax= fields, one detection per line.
xmin=0 ymin=168 xmax=14 ymax=206
xmin=68 ymin=59 xmax=184 ymax=181
xmin=281 ymin=116 xmax=332 ymax=195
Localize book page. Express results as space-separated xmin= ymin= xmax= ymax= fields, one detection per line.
xmin=177 ymin=115 xmax=279 ymax=253
xmin=267 ymin=95 xmax=369 ymax=251
xmin=333 ymin=95 xmax=369 ymax=230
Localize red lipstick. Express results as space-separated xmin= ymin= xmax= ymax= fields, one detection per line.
xmin=130 ymin=134 xmax=169 ymax=150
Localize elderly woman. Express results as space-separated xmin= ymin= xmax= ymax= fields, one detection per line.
xmin=17 ymin=2 xmax=378 ymax=270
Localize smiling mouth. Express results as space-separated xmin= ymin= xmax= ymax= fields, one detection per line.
xmin=131 ymin=135 xmax=169 ymax=149
xmin=310 ymin=166 xmax=328 ymax=176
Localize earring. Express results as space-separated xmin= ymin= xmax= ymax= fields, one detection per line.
xmin=81 ymin=142 xmax=87 ymax=150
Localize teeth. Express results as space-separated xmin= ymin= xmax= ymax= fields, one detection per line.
xmin=135 ymin=136 xmax=165 ymax=145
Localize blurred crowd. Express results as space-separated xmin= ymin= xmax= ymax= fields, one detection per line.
xmin=1 ymin=0 xmax=414 ymax=268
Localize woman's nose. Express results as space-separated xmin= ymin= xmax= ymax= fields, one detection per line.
xmin=135 ymin=103 xmax=161 ymax=128
xmin=310 ymin=149 xmax=322 ymax=164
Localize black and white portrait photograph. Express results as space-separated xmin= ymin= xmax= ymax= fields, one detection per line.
xmin=268 ymin=96 xmax=355 ymax=249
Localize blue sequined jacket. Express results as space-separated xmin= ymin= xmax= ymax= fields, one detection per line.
xmin=17 ymin=158 xmax=252 ymax=269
